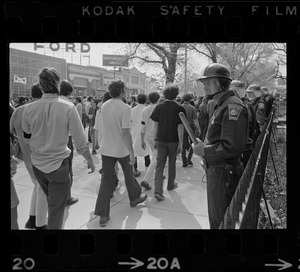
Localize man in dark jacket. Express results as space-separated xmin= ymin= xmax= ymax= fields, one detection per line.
xmin=230 ymin=80 xmax=257 ymax=167
xmin=193 ymin=63 xmax=248 ymax=229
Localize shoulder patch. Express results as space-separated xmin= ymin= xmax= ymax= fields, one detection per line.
xmin=228 ymin=104 xmax=242 ymax=121
xmin=258 ymin=102 xmax=265 ymax=109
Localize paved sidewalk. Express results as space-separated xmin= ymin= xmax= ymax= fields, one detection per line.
xmin=12 ymin=142 xmax=209 ymax=230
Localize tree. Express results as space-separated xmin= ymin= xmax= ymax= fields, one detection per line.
xmin=188 ymin=43 xmax=219 ymax=63
xmin=190 ymin=43 xmax=278 ymax=89
xmin=123 ymin=43 xmax=187 ymax=84
xmin=145 ymin=75 xmax=165 ymax=94
xmin=272 ymin=43 xmax=286 ymax=80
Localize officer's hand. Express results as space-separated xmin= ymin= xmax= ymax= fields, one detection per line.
xmin=192 ymin=138 xmax=205 ymax=157
xmin=87 ymin=159 xmax=95 ymax=174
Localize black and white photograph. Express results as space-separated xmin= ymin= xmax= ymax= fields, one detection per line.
xmin=9 ymin=42 xmax=286 ymax=230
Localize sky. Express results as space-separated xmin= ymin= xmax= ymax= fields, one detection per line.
xmin=9 ymin=42 xmax=208 ymax=78
xmin=9 ymin=42 xmax=285 ymax=80
xmin=10 ymin=43 xmax=127 ymax=68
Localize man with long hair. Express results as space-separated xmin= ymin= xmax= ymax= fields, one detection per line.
xmin=22 ymin=67 xmax=95 ymax=229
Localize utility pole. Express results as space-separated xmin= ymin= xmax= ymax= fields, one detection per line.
xmin=184 ymin=43 xmax=188 ymax=93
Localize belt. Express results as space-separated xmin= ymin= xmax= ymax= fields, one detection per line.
xmin=206 ymin=158 xmax=241 ymax=169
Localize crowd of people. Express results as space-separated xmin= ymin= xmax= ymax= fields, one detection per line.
xmin=10 ymin=63 xmax=275 ymax=229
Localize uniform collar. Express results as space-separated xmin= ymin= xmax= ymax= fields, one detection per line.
xmin=213 ymin=90 xmax=235 ymax=109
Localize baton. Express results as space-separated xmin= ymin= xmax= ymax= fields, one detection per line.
xmin=178 ymin=112 xmax=198 ymax=145
xmin=179 ymin=112 xmax=206 ymax=166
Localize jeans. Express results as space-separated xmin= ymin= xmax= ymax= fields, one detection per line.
xmin=33 ymin=157 xmax=71 ymax=229
xmin=94 ymin=155 xmax=142 ymax=217
xmin=154 ymin=141 xmax=178 ymax=196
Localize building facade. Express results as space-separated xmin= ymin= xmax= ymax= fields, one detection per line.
xmin=67 ymin=64 xmax=107 ymax=97
xmin=9 ymin=48 xmax=148 ymax=99
xmin=10 ymin=48 xmax=67 ymax=99
xmin=103 ymin=67 xmax=147 ymax=97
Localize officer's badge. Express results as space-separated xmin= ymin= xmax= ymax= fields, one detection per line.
xmin=230 ymin=109 xmax=238 ymax=116
xmin=228 ymin=104 xmax=242 ymax=121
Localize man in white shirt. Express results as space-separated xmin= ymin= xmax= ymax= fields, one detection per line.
xmin=130 ymin=93 xmax=151 ymax=178
xmin=94 ymin=79 xmax=147 ymax=227
xmin=140 ymin=91 xmax=160 ymax=190
xmin=22 ymin=67 xmax=95 ymax=229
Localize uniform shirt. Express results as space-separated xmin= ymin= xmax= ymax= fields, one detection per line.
xmin=150 ymin=100 xmax=185 ymax=143
xmin=203 ymin=90 xmax=248 ymax=166
xmin=22 ymin=93 xmax=88 ymax=173
xmin=262 ymin=94 xmax=275 ymax=117
xmin=241 ymin=97 xmax=258 ymax=142
xmin=99 ymin=98 xmax=132 ymax=158
xmin=252 ymin=96 xmax=267 ymax=126
xmin=181 ymin=102 xmax=198 ymax=125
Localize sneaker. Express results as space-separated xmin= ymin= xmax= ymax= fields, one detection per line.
xmin=25 ymin=217 xmax=36 ymax=229
xmin=154 ymin=193 xmax=165 ymax=201
xmin=133 ymin=170 xmax=141 ymax=177
xmin=187 ymin=161 xmax=193 ymax=167
xmin=167 ymin=182 xmax=178 ymax=191
xmin=65 ymin=196 xmax=79 ymax=206
xmin=130 ymin=194 xmax=147 ymax=207
xmin=140 ymin=181 xmax=152 ymax=191
xmin=100 ymin=216 xmax=110 ymax=227
xmin=182 ymin=163 xmax=188 ymax=168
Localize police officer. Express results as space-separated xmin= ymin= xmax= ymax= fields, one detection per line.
xmin=261 ymin=86 xmax=275 ymax=118
xmin=193 ymin=63 xmax=248 ymax=229
xmin=230 ymin=80 xmax=257 ymax=168
xmin=247 ymin=84 xmax=267 ymax=136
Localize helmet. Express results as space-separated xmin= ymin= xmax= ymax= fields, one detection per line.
xmin=230 ymin=80 xmax=245 ymax=89
xmin=261 ymin=86 xmax=269 ymax=94
xmin=247 ymin=84 xmax=261 ymax=92
xmin=230 ymin=80 xmax=246 ymax=98
xmin=198 ymin=63 xmax=232 ymax=81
